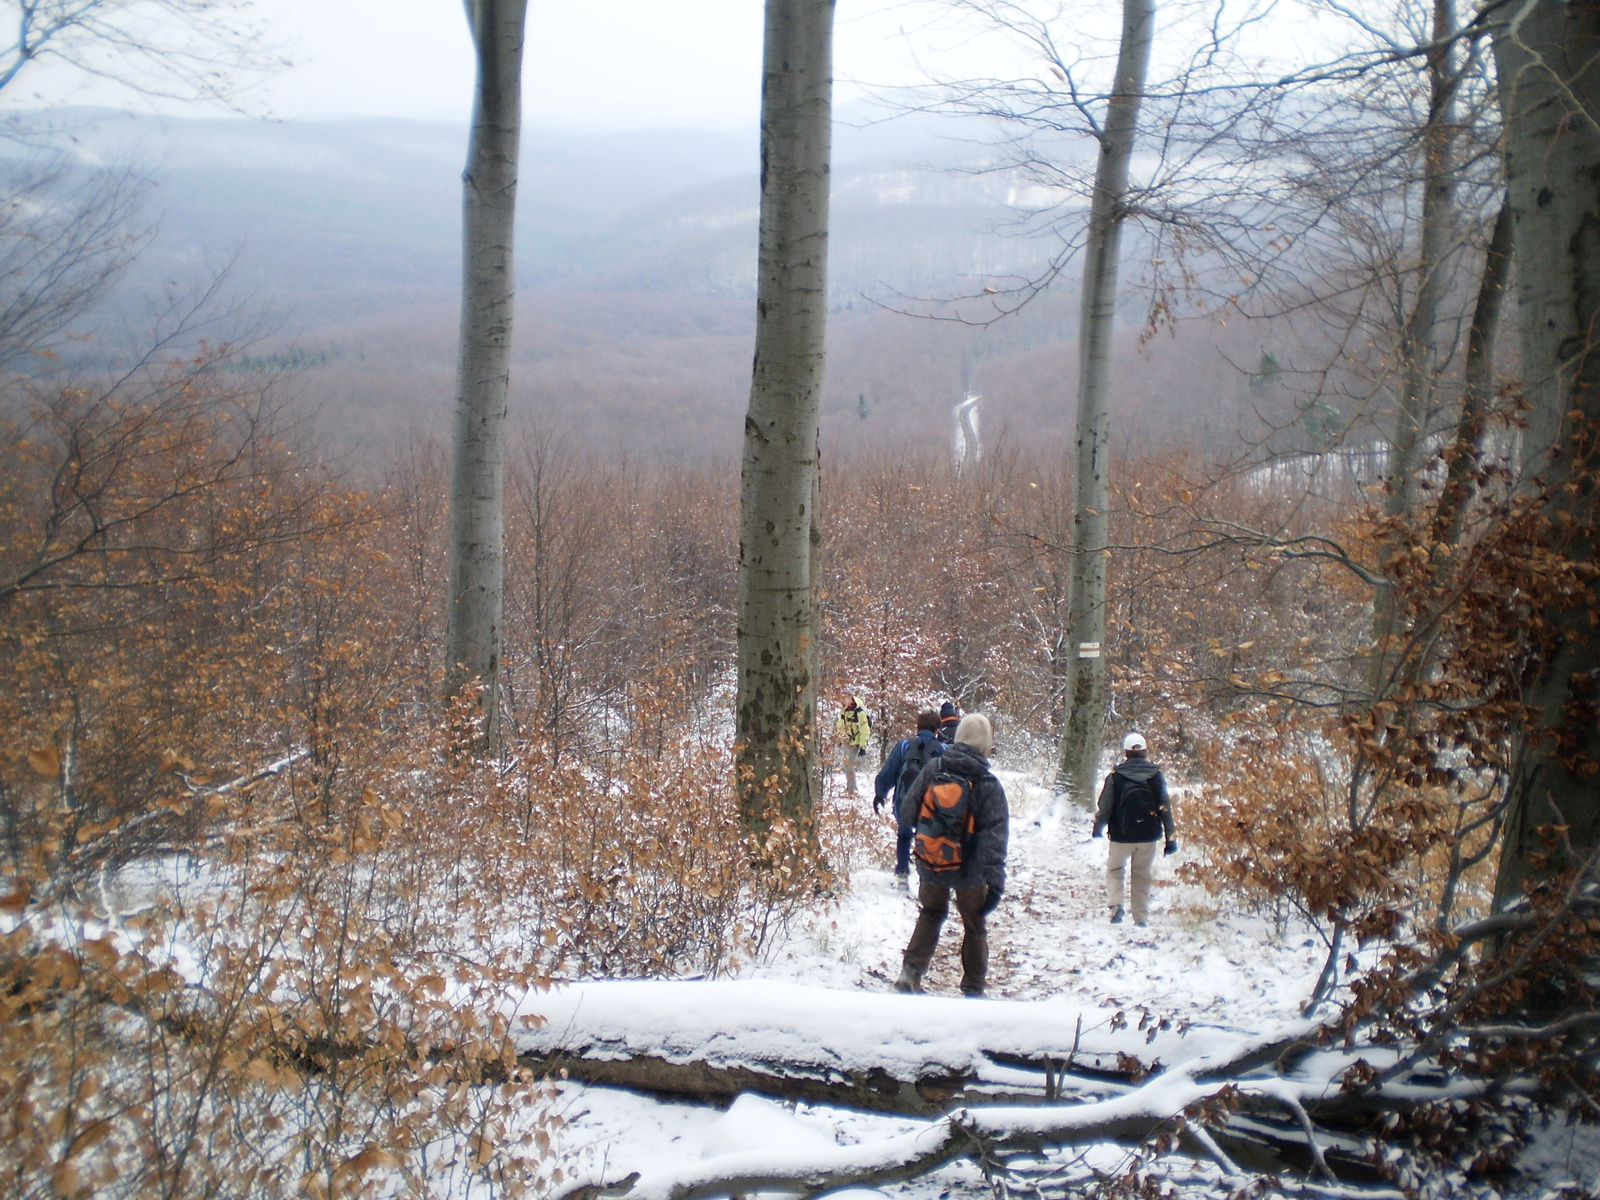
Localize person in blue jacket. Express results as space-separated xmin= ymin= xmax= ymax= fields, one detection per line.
xmin=874 ymin=710 xmax=944 ymax=879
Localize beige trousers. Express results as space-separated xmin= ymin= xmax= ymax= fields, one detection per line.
xmin=1105 ymin=840 xmax=1159 ymax=922
xmin=839 ymin=743 xmax=862 ymax=795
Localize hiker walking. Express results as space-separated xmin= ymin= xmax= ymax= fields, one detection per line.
xmin=835 ymin=694 xmax=872 ymax=796
xmin=873 ymin=710 xmax=944 ymax=879
xmin=1092 ymin=731 xmax=1176 ymax=926
xmin=937 ymin=700 xmax=961 ymax=744
xmin=895 ymin=713 xmax=1008 ymax=997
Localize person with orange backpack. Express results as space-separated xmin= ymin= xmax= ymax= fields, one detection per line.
xmin=894 ymin=713 xmax=1009 ymax=997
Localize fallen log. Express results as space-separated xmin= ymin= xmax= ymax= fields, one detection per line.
xmin=522 ymin=1047 xmax=1111 ymax=1116
xmin=512 ymin=979 xmax=1245 ymax=1115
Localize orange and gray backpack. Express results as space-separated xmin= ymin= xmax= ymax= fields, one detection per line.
xmin=914 ymin=770 xmax=976 ymax=872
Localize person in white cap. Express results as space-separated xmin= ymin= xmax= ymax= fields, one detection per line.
xmin=1092 ymin=731 xmax=1176 ymax=926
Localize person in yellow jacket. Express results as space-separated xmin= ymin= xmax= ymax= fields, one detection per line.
xmin=836 ymin=694 xmax=872 ymax=796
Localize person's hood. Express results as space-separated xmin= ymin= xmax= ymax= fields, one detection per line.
xmin=941 ymin=742 xmax=991 ymax=777
xmin=1115 ymin=756 xmax=1161 ymax=783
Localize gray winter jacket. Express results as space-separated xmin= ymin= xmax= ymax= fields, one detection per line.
xmin=1093 ymin=753 xmax=1175 ymax=844
xmin=898 ymin=742 xmax=1009 ymax=891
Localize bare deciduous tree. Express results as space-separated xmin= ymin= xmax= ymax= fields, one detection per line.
xmin=444 ymin=0 xmax=529 ymax=748
xmin=736 ymin=0 xmax=835 ymax=829
xmin=1490 ymin=0 xmax=1600 ymax=905
xmin=0 ymin=160 xmax=151 ymax=373
xmin=0 ymin=0 xmax=278 ymax=105
xmin=1055 ymin=0 xmax=1154 ymax=798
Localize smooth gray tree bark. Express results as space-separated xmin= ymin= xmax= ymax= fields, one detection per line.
xmin=1384 ymin=0 xmax=1461 ymax=520
xmin=1055 ymin=0 xmax=1155 ymax=799
xmin=1433 ymin=199 xmax=1510 ymax=545
xmin=736 ymin=0 xmax=835 ymax=829
xmin=444 ymin=0 xmax=528 ymax=749
xmin=1370 ymin=0 xmax=1463 ymax=692
xmin=1491 ymin=0 xmax=1600 ymax=906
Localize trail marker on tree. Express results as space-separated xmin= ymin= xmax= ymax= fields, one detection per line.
xmin=1055 ymin=0 xmax=1154 ymax=800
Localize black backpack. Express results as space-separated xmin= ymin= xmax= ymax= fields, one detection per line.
xmin=914 ymin=771 xmax=976 ymax=872
xmin=1116 ymin=773 xmax=1164 ymax=842
xmin=896 ymin=736 xmax=941 ymax=801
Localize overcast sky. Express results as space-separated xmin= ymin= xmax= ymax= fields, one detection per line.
xmin=13 ymin=0 xmax=965 ymax=131
xmin=6 ymin=0 xmax=1340 ymax=132
xmin=268 ymin=0 xmax=768 ymax=128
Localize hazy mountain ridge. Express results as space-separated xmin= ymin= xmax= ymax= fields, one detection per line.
xmin=8 ymin=107 xmax=1065 ymax=301
xmin=0 ymin=108 xmax=1267 ymax=459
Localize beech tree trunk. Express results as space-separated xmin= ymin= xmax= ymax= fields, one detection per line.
xmin=1385 ymin=0 xmax=1460 ymax=520
xmin=1434 ymin=200 xmax=1511 ymax=545
xmin=444 ymin=0 xmax=528 ymax=748
xmin=736 ymin=0 xmax=834 ymax=829
xmin=1368 ymin=0 xmax=1463 ymax=701
xmin=1492 ymin=0 xmax=1600 ymax=906
xmin=1055 ymin=0 xmax=1154 ymax=799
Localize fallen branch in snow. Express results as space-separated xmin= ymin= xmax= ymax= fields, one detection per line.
xmin=550 ymin=1024 xmax=1448 ymax=1200
xmin=1459 ymin=1010 xmax=1600 ymax=1041
xmin=521 ymin=1039 xmax=1153 ymax=1116
xmin=180 ymin=745 xmax=311 ymax=799
xmin=524 ymin=1048 xmax=1026 ymax=1116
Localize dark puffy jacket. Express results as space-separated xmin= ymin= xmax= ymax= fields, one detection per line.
xmin=874 ymin=729 xmax=943 ymax=815
xmin=1093 ymin=754 xmax=1175 ymax=843
xmin=898 ymin=742 xmax=1008 ymax=890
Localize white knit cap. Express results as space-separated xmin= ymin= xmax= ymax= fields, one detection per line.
xmin=953 ymin=713 xmax=994 ymax=756
xmin=1123 ymin=731 xmax=1147 ymax=751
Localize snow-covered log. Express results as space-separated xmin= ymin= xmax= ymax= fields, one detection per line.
xmin=513 ymin=980 xmax=1244 ymax=1115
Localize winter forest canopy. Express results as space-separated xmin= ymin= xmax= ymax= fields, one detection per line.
xmin=3 ymin=0 xmax=1600 ymax=1197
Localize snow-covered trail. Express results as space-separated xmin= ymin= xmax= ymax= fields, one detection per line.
xmin=761 ymin=768 xmax=1326 ymax=1029
xmin=546 ymin=768 xmax=1335 ymax=1191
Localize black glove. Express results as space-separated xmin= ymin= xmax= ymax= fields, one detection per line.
xmin=1091 ymin=828 xmax=1103 ymax=839
xmin=1164 ymin=839 xmax=1178 ymax=856
xmin=872 ymin=796 xmax=885 ymax=814
xmin=979 ymin=886 xmax=1004 ymax=917
xmin=858 ymin=747 xmax=867 ymax=757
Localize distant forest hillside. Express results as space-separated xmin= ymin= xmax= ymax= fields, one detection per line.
xmin=8 ymin=109 xmax=1289 ymax=461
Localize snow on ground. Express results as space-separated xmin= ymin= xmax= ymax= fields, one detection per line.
xmin=757 ymin=769 xmax=1326 ymax=1020
xmin=549 ymin=766 xmax=1335 ymax=1193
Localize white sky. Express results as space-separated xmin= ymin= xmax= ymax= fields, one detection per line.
xmin=5 ymin=0 xmax=1342 ymax=132
xmin=268 ymin=0 xmax=766 ymax=128
xmin=12 ymin=0 xmax=963 ymax=131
